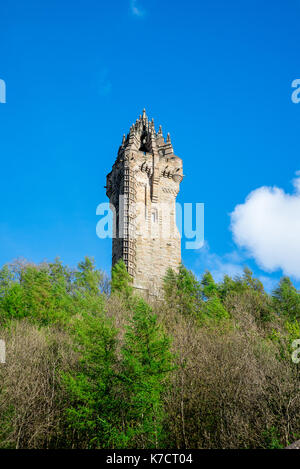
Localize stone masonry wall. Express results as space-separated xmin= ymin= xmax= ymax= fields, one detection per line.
xmin=106 ymin=109 xmax=183 ymax=297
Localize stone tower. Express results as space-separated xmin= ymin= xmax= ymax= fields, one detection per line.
xmin=106 ymin=109 xmax=183 ymax=296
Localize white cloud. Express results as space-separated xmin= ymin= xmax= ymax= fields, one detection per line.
xmin=230 ymin=172 xmax=300 ymax=279
xmin=130 ymin=0 xmax=145 ymax=17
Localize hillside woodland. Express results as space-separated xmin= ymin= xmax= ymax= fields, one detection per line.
xmin=0 ymin=257 xmax=299 ymax=449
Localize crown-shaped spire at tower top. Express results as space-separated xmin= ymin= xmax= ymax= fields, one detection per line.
xmin=117 ymin=109 xmax=176 ymax=156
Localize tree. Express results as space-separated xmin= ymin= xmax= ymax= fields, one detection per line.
xmin=75 ymin=257 xmax=103 ymax=296
xmin=201 ymin=271 xmax=219 ymax=299
xmin=0 ymin=265 xmax=23 ymax=323
xmin=64 ymin=298 xmax=174 ymax=449
xmin=163 ymin=265 xmax=202 ymax=318
xmin=111 ymin=259 xmax=133 ymax=299
xmin=163 ymin=267 xmax=177 ymax=301
xmin=273 ymin=277 xmax=300 ymax=322
xmin=118 ymin=299 xmax=174 ymax=448
xmin=63 ymin=310 xmax=119 ymax=448
xmin=243 ymin=267 xmax=264 ymax=293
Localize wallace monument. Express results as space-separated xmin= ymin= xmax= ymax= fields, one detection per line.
xmin=106 ymin=109 xmax=183 ymax=297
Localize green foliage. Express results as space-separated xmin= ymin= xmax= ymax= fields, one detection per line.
xmin=0 ymin=256 xmax=300 ymax=449
xmin=200 ymin=271 xmax=230 ymax=322
xmin=64 ymin=298 xmax=174 ymax=448
xmin=63 ymin=310 xmax=119 ymax=448
xmin=0 ymin=265 xmax=14 ymax=298
xmin=273 ymin=276 xmax=300 ymax=322
xmin=75 ymin=257 xmax=103 ymax=296
xmin=202 ymin=296 xmax=230 ymax=321
xmin=215 ymin=268 xmax=273 ymax=324
xmin=163 ymin=264 xmax=202 ymax=318
xmin=0 ymin=257 xmax=106 ymax=325
xmin=163 ymin=266 xmax=274 ymax=325
xmin=201 ymin=271 xmax=219 ymax=299
xmin=218 ymin=267 xmax=265 ymax=299
xmin=118 ymin=299 xmax=174 ymax=448
xmin=262 ymin=427 xmax=284 ymax=449
xmin=111 ymin=259 xmax=133 ymax=299
xmin=163 ymin=268 xmax=177 ymax=300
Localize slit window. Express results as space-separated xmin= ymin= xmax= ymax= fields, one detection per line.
xmin=152 ymin=209 xmax=158 ymax=223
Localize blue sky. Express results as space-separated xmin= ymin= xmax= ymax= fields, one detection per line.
xmin=1 ymin=0 xmax=300 ymax=290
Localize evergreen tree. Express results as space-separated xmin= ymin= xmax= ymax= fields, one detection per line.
xmin=163 ymin=267 xmax=177 ymax=301
xmin=118 ymin=299 xmax=174 ymax=448
xmin=75 ymin=257 xmax=103 ymax=296
xmin=111 ymin=259 xmax=133 ymax=299
xmin=200 ymin=271 xmax=230 ymax=321
xmin=0 ymin=265 xmax=22 ymax=322
xmin=163 ymin=265 xmax=202 ymax=318
xmin=201 ymin=270 xmax=219 ymax=299
xmin=73 ymin=257 xmax=105 ymax=320
xmin=63 ymin=310 xmax=119 ymax=448
xmin=273 ymin=276 xmax=300 ymax=322
xmin=242 ymin=267 xmax=264 ymax=293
